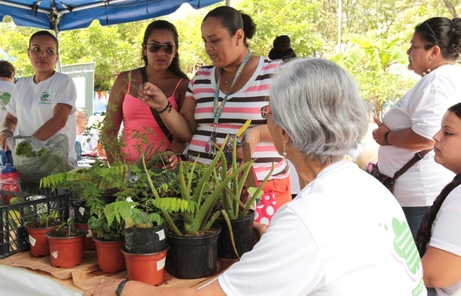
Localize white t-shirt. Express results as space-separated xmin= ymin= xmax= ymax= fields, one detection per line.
xmin=429 ymin=184 xmax=461 ymax=296
xmin=6 ymin=73 xmax=77 ymax=161
xmin=76 ymin=129 xmax=99 ymax=152
xmin=218 ymin=160 xmax=426 ymax=296
xmin=0 ymin=80 xmax=14 ymax=123
xmin=379 ymin=65 xmax=460 ymax=207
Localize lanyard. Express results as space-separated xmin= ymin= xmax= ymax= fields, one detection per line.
xmin=212 ymin=50 xmax=252 ymax=125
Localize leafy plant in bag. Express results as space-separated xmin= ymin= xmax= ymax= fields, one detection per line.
xmin=7 ymin=134 xmax=74 ymax=184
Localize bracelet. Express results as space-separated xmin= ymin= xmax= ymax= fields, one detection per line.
xmin=157 ymin=101 xmax=172 ymax=114
xmin=1 ymin=129 xmax=13 ymax=135
xmin=115 ymin=278 xmax=129 ymax=296
xmin=383 ymin=131 xmax=391 ymax=146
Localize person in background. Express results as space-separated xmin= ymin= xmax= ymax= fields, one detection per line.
xmin=102 ymin=20 xmax=189 ymax=168
xmin=416 ymin=102 xmax=461 ymax=296
xmin=373 ymin=17 xmax=461 ymax=237
xmin=75 ymin=108 xmax=98 ymax=153
xmin=138 ymin=6 xmax=292 ymax=209
xmin=84 ymin=58 xmax=425 ymax=296
xmin=268 ymin=35 xmax=297 ymax=62
xmin=0 ymin=60 xmax=15 ymax=123
xmin=0 ymin=31 xmax=77 ymax=162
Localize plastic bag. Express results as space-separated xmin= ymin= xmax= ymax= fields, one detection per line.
xmin=7 ymin=134 xmax=74 ymax=184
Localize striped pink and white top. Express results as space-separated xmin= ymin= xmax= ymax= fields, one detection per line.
xmin=185 ymin=57 xmax=289 ymax=181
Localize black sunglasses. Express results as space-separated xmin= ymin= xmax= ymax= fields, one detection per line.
xmin=146 ymin=43 xmax=175 ymax=54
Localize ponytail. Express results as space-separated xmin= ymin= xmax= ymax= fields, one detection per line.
xmin=416 ymin=173 xmax=461 ymax=256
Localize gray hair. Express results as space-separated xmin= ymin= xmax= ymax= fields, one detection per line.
xmin=76 ymin=108 xmax=89 ymax=119
xmin=269 ymin=58 xmax=368 ymax=165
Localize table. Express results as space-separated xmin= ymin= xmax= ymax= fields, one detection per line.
xmin=0 ymin=250 xmax=236 ymax=294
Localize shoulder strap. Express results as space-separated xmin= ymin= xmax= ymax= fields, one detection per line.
xmin=141 ymin=67 xmax=173 ymax=143
xmin=393 ymin=149 xmax=432 ymax=180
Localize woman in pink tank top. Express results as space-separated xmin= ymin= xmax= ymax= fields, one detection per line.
xmin=102 ymin=20 xmax=189 ymax=166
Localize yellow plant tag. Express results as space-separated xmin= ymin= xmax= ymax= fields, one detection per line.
xmin=236 ymin=119 xmax=252 ymax=138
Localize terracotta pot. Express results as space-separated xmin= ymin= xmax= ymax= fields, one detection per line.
xmin=75 ymin=223 xmax=95 ymax=251
xmin=26 ymin=226 xmax=58 ymax=257
xmin=46 ymin=228 xmax=87 ymax=268
xmin=122 ymin=246 xmax=168 ymax=286
xmin=93 ymin=238 xmax=126 ymax=273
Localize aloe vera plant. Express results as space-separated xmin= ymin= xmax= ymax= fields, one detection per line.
xmin=144 ymin=135 xmax=254 ymax=236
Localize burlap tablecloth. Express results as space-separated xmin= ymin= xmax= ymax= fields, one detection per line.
xmin=0 ymin=251 xmax=236 ymax=292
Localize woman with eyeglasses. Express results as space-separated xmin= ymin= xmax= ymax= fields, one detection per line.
xmin=102 ymin=20 xmax=189 ymax=166
xmin=372 ymin=17 xmax=461 ymax=238
xmin=85 ymin=58 xmax=426 ymax=296
xmin=0 ymin=31 xmax=77 ymax=162
xmin=138 ymin=6 xmax=292 ymax=209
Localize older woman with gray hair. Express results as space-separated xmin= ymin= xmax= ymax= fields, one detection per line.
xmin=84 ymin=58 xmax=425 ymax=296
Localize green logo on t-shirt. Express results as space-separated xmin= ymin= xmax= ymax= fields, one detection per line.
xmin=0 ymin=91 xmax=11 ymax=106
xmin=392 ymin=218 xmax=421 ymax=276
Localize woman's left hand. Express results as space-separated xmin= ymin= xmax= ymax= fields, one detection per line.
xmin=372 ymin=116 xmax=390 ymax=146
xmin=83 ymin=278 xmax=120 ymax=296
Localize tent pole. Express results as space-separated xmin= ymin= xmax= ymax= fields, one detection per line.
xmin=225 ymin=0 xmax=230 ymax=6
xmin=55 ymin=27 xmax=62 ymax=73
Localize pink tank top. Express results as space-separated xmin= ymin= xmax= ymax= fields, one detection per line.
xmin=121 ymin=76 xmax=183 ymax=163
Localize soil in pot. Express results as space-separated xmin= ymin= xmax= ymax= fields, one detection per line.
xmin=46 ymin=228 xmax=87 ymax=268
xmin=217 ymin=211 xmax=255 ymax=258
xmin=166 ymin=224 xmax=221 ymax=279
xmin=93 ymin=238 xmax=126 ymax=273
xmin=122 ymin=246 xmax=168 ymax=286
xmin=26 ymin=220 xmax=61 ymax=257
xmin=124 ymin=224 xmax=167 ymax=254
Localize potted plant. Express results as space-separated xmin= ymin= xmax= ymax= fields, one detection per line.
xmin=87 ymin=198 xmax=126 ymax=273
xmin=217 ymin=133 xmax=274 ymax=259
xmin=46 ymin=218 xmax=88 ymax=268
xmin=145 ymin=136 xmax=254 ymax=278
xmin=25 ymin=212 xmax=61 ymax=257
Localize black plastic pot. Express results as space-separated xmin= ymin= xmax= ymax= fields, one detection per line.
xmin=217 ymin=211 xmax=255 ymax=258
xmin=71 ymin=200 xmax=91 ymax=224
xmin=166 ymin=224 xmax=221 ymax=279
xmin=124 ymin=224 xmax=167 ymax=254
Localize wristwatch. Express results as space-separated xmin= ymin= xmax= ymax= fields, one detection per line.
xmin=383 ymin=131 xmax=391 ymax=146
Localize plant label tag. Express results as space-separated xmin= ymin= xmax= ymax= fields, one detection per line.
xmin=156 ymin=229 xmax=165 ymax=241
xmin=28 ymin=235 xmax=36 ymax=246
xmin=157 ymin=257 xmax=166 ymax=270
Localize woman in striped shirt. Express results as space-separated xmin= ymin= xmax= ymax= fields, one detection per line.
xmin=138 ymin=6 xmax=292 ymax=209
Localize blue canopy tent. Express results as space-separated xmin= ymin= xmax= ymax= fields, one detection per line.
xmin=0 ymin=0 xmax=224 ymax=115
xmin=0 ymin=0 xmax=223 ymax=32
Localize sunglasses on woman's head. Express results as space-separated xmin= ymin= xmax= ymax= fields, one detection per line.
xmin=146 ymin=42 xmax=175 ymax=54
xmin=260 ymin=105 xmax=272 ymax=119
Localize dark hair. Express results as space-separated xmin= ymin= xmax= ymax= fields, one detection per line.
xmin=29 ymin=31 xmax=59 ymax=52
xmin=0 ymin=60 xmax=15 ymax=78
xmin=268 ymin=35 xmax=297 ymax=62
xmin=203 ymin=6 xmax=256 ymax=47
xmin=141 ymin=20 xmax=188 ymax=80
xmin=416 ymin=102 xmax=461 ymax=257
xmin=415 ymin=17 xmax=461 ymax=61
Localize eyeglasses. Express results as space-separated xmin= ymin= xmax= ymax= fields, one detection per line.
xmin=146 ymin=43 xmax=175 ymax=54
xmin=260 ymin=105 xmax=272 ymax=119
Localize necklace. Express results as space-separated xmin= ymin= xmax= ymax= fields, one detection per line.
xmin=423 ymin=62 xmax=453 ymax=76
xmin=224 ymin=80 xmax=229 ymax=84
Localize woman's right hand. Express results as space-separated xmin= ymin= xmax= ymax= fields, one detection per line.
xmin=0 ymin=130 xmax=13 ymax=150
xmin=137 ymin=82 xmax=168 ymax=111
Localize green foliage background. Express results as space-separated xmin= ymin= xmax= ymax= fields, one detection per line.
xmin=1 ymin=0 xmax=460 ymax=109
